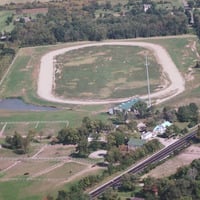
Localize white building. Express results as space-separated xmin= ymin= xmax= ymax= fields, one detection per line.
xmin=153 ymin=121 xmax=172 ymax=135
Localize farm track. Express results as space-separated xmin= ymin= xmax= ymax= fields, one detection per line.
xmin=38 ymin=40 xmax=185 ymax=105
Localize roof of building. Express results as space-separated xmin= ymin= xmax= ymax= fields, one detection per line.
xmin=115 ymin=98 xmax=140 ymax=111
xmin=128 ymin=138 xmax=146 ymax=147
xmin=153 ymin=121 xmax=172 ymax=133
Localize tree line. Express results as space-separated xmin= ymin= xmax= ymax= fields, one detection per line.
xmin=9 ymin=3 xmax=188 ymax=47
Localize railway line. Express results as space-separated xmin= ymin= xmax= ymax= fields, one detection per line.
xmin=89 ymin=129 xmax=198 ymax=199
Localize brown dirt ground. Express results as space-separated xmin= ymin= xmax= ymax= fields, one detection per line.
xmin=143 ymin=144 xmax=200 ymax=179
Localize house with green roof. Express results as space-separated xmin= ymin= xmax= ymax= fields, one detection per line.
xmin=108 ymin=98 xmax=140 ymax=114
xmin=128 ymin=138 xmax=146 ymax=151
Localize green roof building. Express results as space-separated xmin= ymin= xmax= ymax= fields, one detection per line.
xmin=128 ymin=138 xmax=146 ymax=150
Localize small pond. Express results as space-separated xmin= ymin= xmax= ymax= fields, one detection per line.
xmin=0 ymin=98 xmax=58 ymax=111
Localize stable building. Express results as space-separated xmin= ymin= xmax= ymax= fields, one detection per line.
xmin=108 ymin=98 xmax=140 ymax=114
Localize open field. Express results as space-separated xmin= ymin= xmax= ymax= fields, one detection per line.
xmin=0 ymin=109 xmax=109 ymax=128
xmin=0 ymin=35 xmax=199 ymax=116
xmin=0 ymin=120 xmax=68 ymax=137
xmin=54 ymin=45 xmax=161 ymax=99
xmin=143 ymin=144 xmax=200 ymax=179
xmin=0 ymin=37 xmax=186 ymax=103
xmin=0 ymin=10 xmax=14 ymax=32
xmin=0 ymin=143 xmax=103 ymax=200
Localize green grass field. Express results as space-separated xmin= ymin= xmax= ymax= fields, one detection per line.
xmin=145 ymin=37 xmax=198 ymax=72
xmin=0 ymin=35 xmax=199 ymax=120
xmin=0 ymin=181 xmax=42 ymax=200
xmin=0 ymin=109 xmax=108 ymax=128
xmin=54 ymin=45 xmax=161 ymax=99
xmin=0 ymin=10 xmax=15 ymax=32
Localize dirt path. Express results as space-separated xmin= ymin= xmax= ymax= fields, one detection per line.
xmin=37 ymin=41 xmax=185 ymax=105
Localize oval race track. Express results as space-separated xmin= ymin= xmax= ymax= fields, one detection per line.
xmin=37 ymin=41 xmax=185 ymax=105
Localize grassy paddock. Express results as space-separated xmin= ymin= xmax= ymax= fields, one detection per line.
xmin=0 ymin=10 xmax=15 ymax=32
xmin=3 ymin=160 xmax=59 ymax=178
xmin=54 ymin=45 xmax=161 ymax=99
xmin=0 ymin=181 xmax=41 ymax=200
xmin=1 ymin=121 xmax=67 ymax=137
xmin=0 ymin=109 xmax=109 ymax=130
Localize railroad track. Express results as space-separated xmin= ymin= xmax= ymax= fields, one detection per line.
xmin=89 ymin=129 xmax=198 ymax=199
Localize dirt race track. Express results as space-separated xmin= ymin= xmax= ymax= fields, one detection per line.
xmin=37 ymin=41 xmax=185 ymax=105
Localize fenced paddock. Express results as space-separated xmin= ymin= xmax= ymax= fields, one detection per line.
xmin=0 ymin=120 xmax=69 ymax=137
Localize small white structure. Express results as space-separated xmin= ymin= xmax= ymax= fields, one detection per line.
xmin=108 ymin=108 xmax=114 ymax=115
xmin=141 ymin=131 xmax=153 ymax=140
xmin=144 ymin=4 xmax=151 ymax=12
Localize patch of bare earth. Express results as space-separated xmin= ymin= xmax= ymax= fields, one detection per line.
xmin=143 ymin=145 xmax=200 ymax=179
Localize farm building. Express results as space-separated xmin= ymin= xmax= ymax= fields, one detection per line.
xmin=108 ymin=98 xmax=140 ymax=114
xmin=128 ymin=138 xmax=146 ymax=151
xmin=153 ymin=121 xmax=172 ymax=135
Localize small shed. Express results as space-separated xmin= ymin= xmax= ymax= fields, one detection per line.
xmin=141 ymin=131 xmax=153 ymax=140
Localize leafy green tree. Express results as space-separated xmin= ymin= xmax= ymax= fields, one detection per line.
xmin=119 ymin=174 xmax=137 ymax=191
xmin=105 ymin=147 xmax=122 ymax=163
xmin=131 ymin=101 xmax=151 ymax=119
xmin=57 ymin=127 xmax=79 ymax=144
xmin=56 ymin=185 xmax=89 ymax=200
xmin=3 ymin=132 xmax=31 ymax=154
xmin=99 ymin=188 xmax=120 ymax=200
xmin=76 ymin=135 xmax=89 ymax=157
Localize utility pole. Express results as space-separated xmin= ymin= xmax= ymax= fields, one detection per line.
xmin=145 ymin=54 xmax=151 ymax=107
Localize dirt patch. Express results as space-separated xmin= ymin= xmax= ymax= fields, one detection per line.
xmin=89 ymin=150 xmax=107 ymax=159
xmin=36 ymin=144 xmax=76 ymax=158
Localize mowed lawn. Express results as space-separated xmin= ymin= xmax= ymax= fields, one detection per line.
xmin=54 ymin=45 xmax=161 ymax=99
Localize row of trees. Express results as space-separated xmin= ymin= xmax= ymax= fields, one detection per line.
xmin=8 ymin=3 xmax=188 ymax=47
xmin=105 ymin=139 xmax=162 ymax=174
xmin=140 ymin=159 xmax=200 ymax=200
xmin=2 ymin=131 xmax=34 ymax=154
xmin=0 ymin=43 xmax=15 ymax=79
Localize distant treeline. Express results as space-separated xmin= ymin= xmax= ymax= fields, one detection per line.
xmin=10 ymin=5 xmax=188 ymax=47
